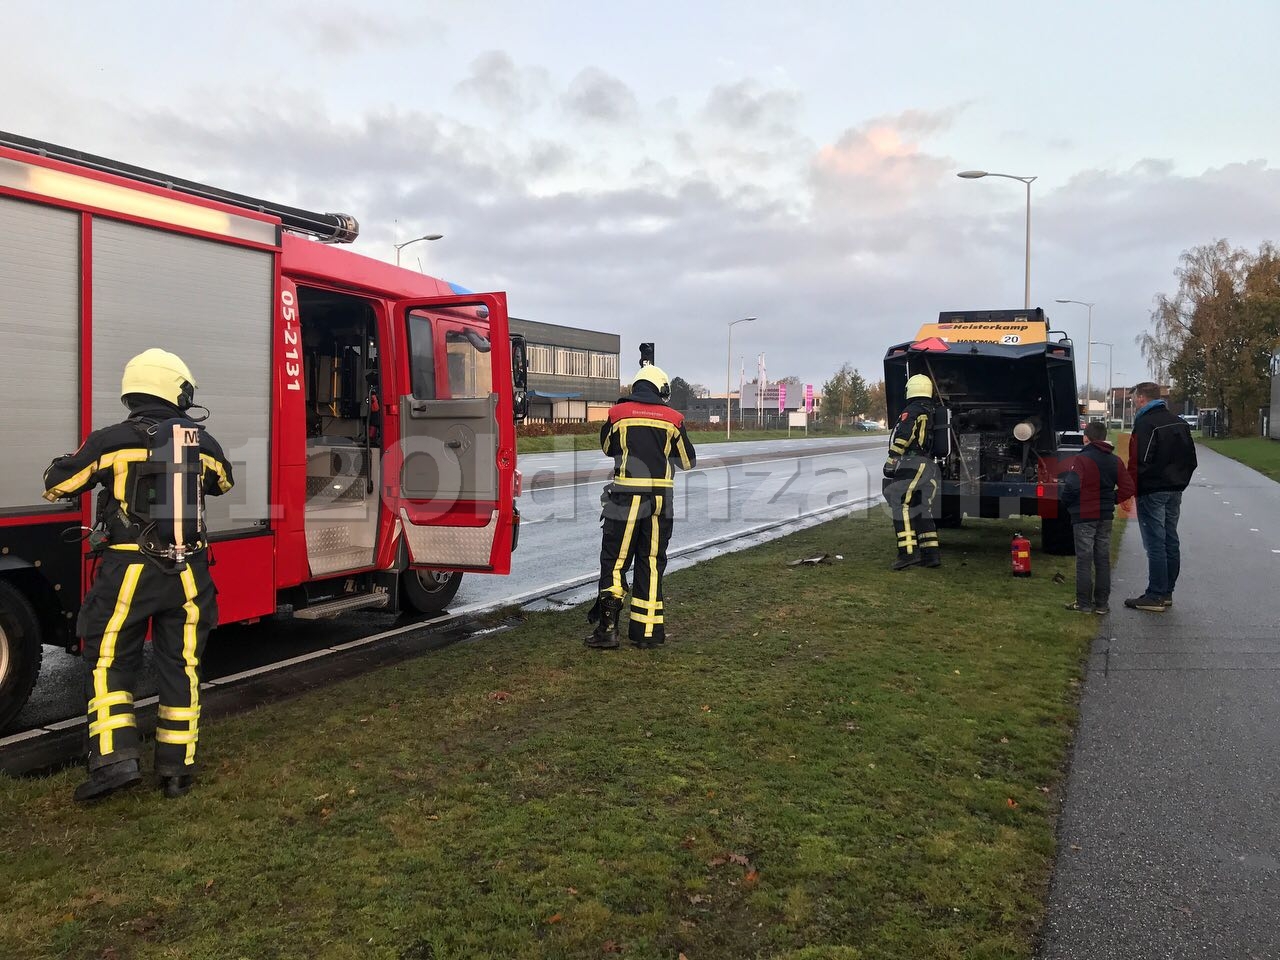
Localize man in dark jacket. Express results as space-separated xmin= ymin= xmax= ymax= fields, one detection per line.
xmin=1060 ymin=422 xmax=1136 ymax=614
xmin=1123 ymin=382 xmax=1198 ymax=612
xmin=883 ymin=374 xmax=941 ymax=570
xmin=586 ymin=363 xmax=697 ymax=650
xmin=43 ymin=349 xmax=234 ymax=801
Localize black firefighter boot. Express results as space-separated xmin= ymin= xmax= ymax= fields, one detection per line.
xmin=584 ymin=594 xmax=622 ymax=650
xmin=922 ymin=547 xmax=942 ymax=568
xmin=891 ymin=551 xmax=922 ymax=571
xmin=159 ymin=774 xmax=195 ymax=798
xmin=73 ymin=758 xmax=143 ymax=803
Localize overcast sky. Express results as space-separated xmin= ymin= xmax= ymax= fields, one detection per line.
xmin=4 ymin=0 xmax=1278 ymax=394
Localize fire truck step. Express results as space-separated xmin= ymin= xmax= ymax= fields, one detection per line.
xmin=308 ymin=547 xmax=376 ymax=576
xmin=293 ymin=592 xmax=390 ymax=620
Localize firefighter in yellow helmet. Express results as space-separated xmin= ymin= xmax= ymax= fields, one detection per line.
xmin=883 ymin=373 xmax=941 ymax=569
xmin=43 ymin=349 xmax=234 ymax=801
xmin=586 ymin=357 xmax=696 ymax=649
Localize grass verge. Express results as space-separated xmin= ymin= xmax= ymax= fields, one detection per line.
xmin=1 ymin=515 xmax=1098 ymax=960
xmin=1197 ymin=436 xmax=1280 ymax=482
xmin=519 ymin=428 xmax=882 ymax=454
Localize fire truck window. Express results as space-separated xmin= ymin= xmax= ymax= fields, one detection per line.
xmin=445 ymin=328 xmax=493 ymax=399
xmin=407 ymin=310 xmax=436 ymax=399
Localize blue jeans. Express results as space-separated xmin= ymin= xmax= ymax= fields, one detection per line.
xmin=1136 ymin=492 xmax=1182 ymax=597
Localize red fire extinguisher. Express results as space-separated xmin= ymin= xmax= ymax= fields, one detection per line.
xmin=1011 ymin=532 xmax=1032 ymax=577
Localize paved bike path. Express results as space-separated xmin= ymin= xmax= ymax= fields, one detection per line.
xmin=1039 ymin=445 xmax=1280 ymax=959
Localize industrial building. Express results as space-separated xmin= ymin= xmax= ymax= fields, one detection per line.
xmin=509 ymin=317 xmax=621 ymax=422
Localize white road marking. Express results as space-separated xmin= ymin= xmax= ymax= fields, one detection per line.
xmin=1235 ymin=513 xmax=1243 ymax=517
xmin=1250 ymin=528 xmax=1260 ymax=532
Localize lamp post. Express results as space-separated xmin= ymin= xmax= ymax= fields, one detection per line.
xmin=1056 ymin=299 xmax=1096 ymax=418
xmin=957 ymin=170 xmax=1037 ymax=309
xmin=394 ymin=233 xmax=444 ymax=267
xmin=726 ymin=317 xmax=756 ymax=439
xmin=1091 ymin=340 xmax=1113 ymax=422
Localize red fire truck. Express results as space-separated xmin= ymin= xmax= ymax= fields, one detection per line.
xmin=0 ymin=132 xmax=527 ymax=729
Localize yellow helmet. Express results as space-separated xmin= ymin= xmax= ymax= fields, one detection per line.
xmin=121 ymin=348 xmax=198 ymax=409
xmin=632 ymin=364 xmax=671 ymax=401
xmin=906 ymin=374 xmax=934 ymax=400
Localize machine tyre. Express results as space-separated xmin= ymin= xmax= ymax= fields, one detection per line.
xmin=400 ymin=569 xmax=463 ymax=615
xmin=1041 ymin=515 xmax=1075 ymax=556
xmin=0 ymin=580 xmax=43 ymax=732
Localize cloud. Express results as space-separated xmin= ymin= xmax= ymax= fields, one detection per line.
xmin=561 ymin=68 xmax=640 ymax=124
xmin=701 ymin=80 xmax=802 ymax=137
xmin=454 ymin=51 xmax=551 ymax=117
xmin=810 ymin=107 xmax=963 ymax=216
xmin=9 ymin=67 xmax=1279 ymax=393
xmin=291 ymin=4 xmax=442 ymax=56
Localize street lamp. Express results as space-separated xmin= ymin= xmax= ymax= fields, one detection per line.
xmin=957 ymin=170 xmax=1037 ymax=309
xmin=726 ymin=317 xmax=756 ymax=439
xmin=1056 ymin=299 xmax=1096 ymax=418
xmin=1091 ymin=340 xmax=1113 ymax=421
xmin=394 ymin=233 xmax=444 ymax=267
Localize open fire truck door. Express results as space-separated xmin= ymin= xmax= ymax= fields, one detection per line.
xmin=395 ymin=293 xmax=519 ymax=575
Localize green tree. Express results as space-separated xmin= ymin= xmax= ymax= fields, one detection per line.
xmin=1142 ymin=240 xmax=1280 ymax=435
xmin=669 ymin=376 xmax=695 ymax=410
xmin=867 ymin=379 xmax=887 ymax=423
xmin=820 ymin=363 xmax=870 ymax=426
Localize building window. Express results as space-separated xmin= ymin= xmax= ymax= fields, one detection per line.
xmin=555 ymin=347 xmax=590 ymax=377
xmin=590 ymin=352 xmax=618 ymax=380
xmin=528 ymin=344 xmax=553 ymax=375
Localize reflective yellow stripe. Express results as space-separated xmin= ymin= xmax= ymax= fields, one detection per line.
xmin=618 ymin=424 xmax=629 ymax=480
xmin=611 ymin=476 xmax=675 ymax=488
xmin=88 ymin=714 xmax=136 ymax=737
xmin=108 ymin=544 xmax=141 ymax=551
xmin=200 ymin=453 xmax=233 ymax=493
xmin=158 ymin=704 xmax=201 ymax=722
xmin=108 ymin=449 xmax=152 ymax=502
xmin=645 ymin=496 xmax=663 ymax=638
xmin=629 ymin=611 xmax=663 ymax=625
xmin=155 ymin=728 xmax=198 ymax=745
xmin=630 ymin=597 xmax=664 ymax=611
xmin=609 ymin=497 xmax=643 ymax=599
xmin=91 ymin=563 xmax=144 ymax=755
xmin=87 ymin=691 xmax=133 ymax=712
xmin=616 ymin=417 xmax=682 ymax=431
xmin=900 ymin=464 xmax=927 ymax=556
xmin=178 ymin=565 xmax=203 ymax=765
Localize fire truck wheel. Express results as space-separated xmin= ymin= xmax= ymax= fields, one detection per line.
xmin=1041 ymin=515 xmax=1075 ymax=556
xmin=401 ymin=570 xmax=463 ymax=615
xmin=0 ymin=580 xmax=43 ymax=732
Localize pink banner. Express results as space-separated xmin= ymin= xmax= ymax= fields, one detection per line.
xmin=777 ymin=383 xmax=786 ymax=412
xmin=804 ymin=383 xmax=814 ymax=413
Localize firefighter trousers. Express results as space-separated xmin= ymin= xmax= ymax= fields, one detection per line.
xmin=883 ymin=458 xmax=941 ymax=560
xmin=598 ymin=491 xmax=674 ymax=644
xmin=78 ymin=550 xmax=218 ymax=776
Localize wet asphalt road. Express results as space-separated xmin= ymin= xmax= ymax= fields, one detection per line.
xmin=1039 ymin=445 xmax=1280 ymax=959
xmin=8 ymin=436 xmax=886 ymax=734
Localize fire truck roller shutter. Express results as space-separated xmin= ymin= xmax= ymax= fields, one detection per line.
xmin=0 ymin=197 xmax=81 ymax=510
xmin=91 ymin=220 xmax=273 ymax=534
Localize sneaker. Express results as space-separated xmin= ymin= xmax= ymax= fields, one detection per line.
xmin=1094 ymin=605 xmax=1110 ymax=616
xmin=1161 ymin=595 xmax=1173 ymax=607
xmin=1123 ymin=594 xmax=1167 ymax=612
xmin=1063 ymin=601 xmax=1094 ymax=613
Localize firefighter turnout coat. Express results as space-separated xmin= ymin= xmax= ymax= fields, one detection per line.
xmin=43 ymin=400 xmax=234 ymax=776
xmin=883 ymin=397 xmax=940 ymax=562
xmin=596 ymin=385 xmax=696 ymax=644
